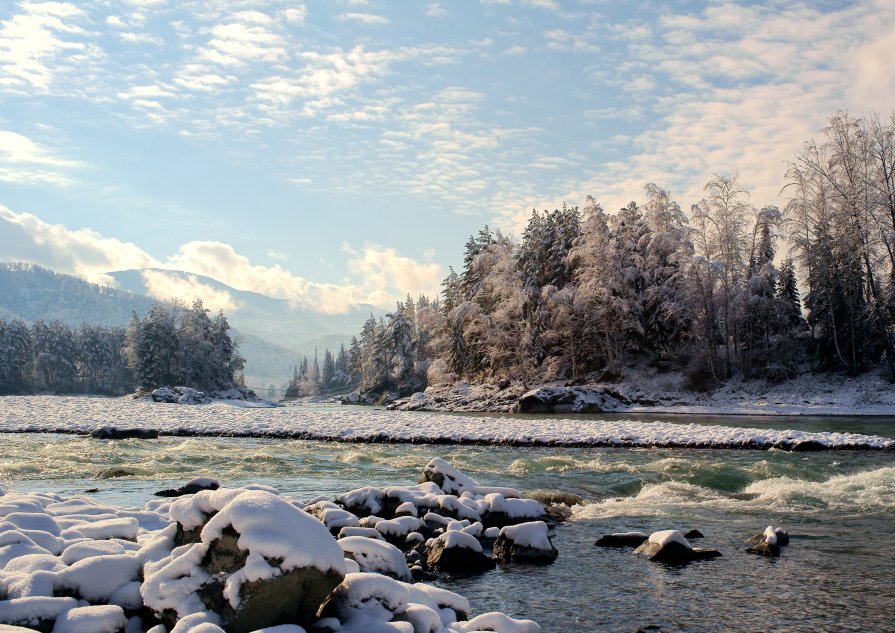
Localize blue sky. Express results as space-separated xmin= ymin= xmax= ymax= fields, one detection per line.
xmin=1 ymin=0 xmax=893 ymax=314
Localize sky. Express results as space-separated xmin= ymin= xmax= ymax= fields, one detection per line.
xmin=1 ymin=0 xmax=894 ymax=315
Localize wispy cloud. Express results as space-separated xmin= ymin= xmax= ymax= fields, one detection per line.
xmin=337 ymin=12 xmax=389 ymax=26
xmin=0 ymin=130 xmax=80 ymax=185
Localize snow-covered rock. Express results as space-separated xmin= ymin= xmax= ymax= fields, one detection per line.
xmin=338 ymin=537 xmax=411 ymax=582
xmin=425 ymin=531 xmax=494 ymax=573
xmin=633 ymin=530 xmax=722 ymax=565
xmin=492 ymin=522 xmax=558 ymax=564
xmin=150 ymin=387 xmax=211 ymax=405
xmin=745 ymin=526 xmax=789 ymax=557
xmin=142 ymin=489 xmax=346 ymax=632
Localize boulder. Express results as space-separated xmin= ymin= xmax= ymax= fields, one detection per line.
xmin=682 ymin=529 xmax=703 ymax=539
xmin=633 ymin=530 xmax=721 ymax=565
xmin=90 ymin=426 xmax=159 ymax=440
xmin=594 ymin=532 xmax=649 ymax=548
xmin=316 ymin=572 xmax=408 ymax=629
xmin=155 ymin=478 xmax=220 ymax=498
xmin=426 ymin=531 xmax=494 ymax=573
xmin=492 ymin=522 xmax=558 ymax=564
xmin=512 ymin=387 xmax=603 ymax=414
xmin=144 ymin=490 xmax=346 ymax=632
xmin=51 ymin=605 xmax=127 ymax=633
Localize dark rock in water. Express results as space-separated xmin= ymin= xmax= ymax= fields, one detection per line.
xmin=492 ymin=522 xmax=558 ymax=564
xmin=90 ymin=426 xmax=159 ymax=440
xmin=84 ymin=488 xmax=100 ymax=494
xmin=633 ymin=626 xmax=663 ymax=633
xmin=745 ymin=540 xmax=781 ymax=557
xmin=779 ymin=439 xmax=826 ymax=451
xmin=745 ymin=526 xmax=788 ymax=556
xmin=595 ymin=532 xmax=649 ymax=548
xmin=683 ymin=529 xmax=704 ymax=539
xmin=426 ymin=532 xmax=495 ymax=573
xmin=155 ymin=477 xmax=220 ymax=497
xmin=634 ymin=531 xmax=721 ymax=565
xmin=96 ymin=467 xmax=137 ymax=479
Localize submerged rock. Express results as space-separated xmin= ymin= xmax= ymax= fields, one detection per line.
xmin=595 ymin=532 xmax=649 ymax=548
xmin=90 ymin=426 xmax=159 ymax=440
xmin=154 ymin=477 xmax=220 ymax=498
xmin=633 ymin=530 xmax=721 ymax=565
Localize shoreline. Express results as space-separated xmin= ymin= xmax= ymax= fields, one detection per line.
xmin=0 ymin=395 xmax=893 ymax=450
xmin=384 ymin=368 xmax=895 ymax=418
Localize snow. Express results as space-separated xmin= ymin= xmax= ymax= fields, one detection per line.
xmin=0 ymin=597 xmax=78 ymax=626
xmin=499 ymin=522 xmax=552 ymax=550
xmin=452 ymin=612 xmax=542 ymax=633
xmin=648 ymin=530 xmax=691 ymax=548
xmin=375 ymin=517 xmax=424 ymax=539
xmin=434 ymin=530 xmax=483 ymax=553
xmin=763 ymin=525 xmax=778 ymax=545
xmin=338 ymin=537 xmax=411 ymax=582
xmin=1 ymin=395 xmax=891 ymax=449
xmin=200 ymin=490 xmax=347 ymax=574
xmin=51 ymin=605 xmax=127 ymax=633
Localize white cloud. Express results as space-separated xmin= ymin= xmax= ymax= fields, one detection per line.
xmin=0 ymin=1 xmax=94 ymax=92
xmin=426 ymin=3 xmax=447 ymax=18
xmin=0 ymin=205 xmax=442 ymax=313
xmin=282 ymin=6 xmax=307 ymax=24
xmin=0 ymin=205 xmax=157 ymax=284
xmin=141 ymin=269 xmax=239 ymax=313
xmin=336 ymin=12 xmax=389 ymax=25
xmin=497 ymin=0 xmax=895 ymax=231
xmin=0 ymin=130 xmax=80 ymax=185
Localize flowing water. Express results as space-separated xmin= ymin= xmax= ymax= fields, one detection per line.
xmin=1 ymin=409 xmax=894 ymax=632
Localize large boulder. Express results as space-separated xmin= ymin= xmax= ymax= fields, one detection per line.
xmin=512 ymin=387 xmax=603 ymax=414
xmin=426 ymin=531 xmax=494 ymax=573
xmin=633 ymin=530 xmax=721 ymax=565
xmin=143 ymin=489 xmax=346 ymax=632
xmin=492 ymin=522 xmax=558 ymax=564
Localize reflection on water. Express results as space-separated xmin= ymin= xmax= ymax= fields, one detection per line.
xmin=1 ymin=424 xmax=894 ymax=632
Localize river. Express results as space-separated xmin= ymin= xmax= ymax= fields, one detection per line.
xmin=1 ymin=404 xmax=894 ymax=632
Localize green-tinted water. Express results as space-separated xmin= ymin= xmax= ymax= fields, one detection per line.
xmin=1 ymin=413 xmax=894 ymax=632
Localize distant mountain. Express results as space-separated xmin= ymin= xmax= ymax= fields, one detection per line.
xmin=0 ymin=263 xmax=379 ymax=388
xmin=106 ymin=268 xmax=382 ymax=348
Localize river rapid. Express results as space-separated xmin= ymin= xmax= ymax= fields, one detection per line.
xmin=1 ymin=405 xmax=894 ymax=632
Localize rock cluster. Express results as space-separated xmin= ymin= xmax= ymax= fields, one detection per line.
xmin=0 ymin=459 xmax=551 ymax=633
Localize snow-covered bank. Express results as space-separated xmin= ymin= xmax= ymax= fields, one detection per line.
xmin=0 ymin=396 xmax=893 ymax=450
xmin=0 ymin=460 xmax=547 ymax=632
xmin=390 ymin=369 xmax=895 ymax=417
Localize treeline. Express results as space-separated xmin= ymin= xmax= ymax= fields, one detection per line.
xmin=346 ymin=111 xmax=895 ymax=395
xmin=0 ymin=300 xmax=243 ymax=395
xmin=284 ymin=345 xmax=353 ymax=399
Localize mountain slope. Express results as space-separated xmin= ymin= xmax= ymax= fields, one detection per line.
xmin=0 ymin=263 xmax=368 ymax=387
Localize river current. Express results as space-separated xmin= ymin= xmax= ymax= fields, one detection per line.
xmin=1 ymin=406 xmax=894 ymax=632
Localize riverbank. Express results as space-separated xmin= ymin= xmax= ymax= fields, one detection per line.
xmin=387 ymin=367 xmax=895 ymax=416
xmin=0 ymin=395 xmax=893 ymax=449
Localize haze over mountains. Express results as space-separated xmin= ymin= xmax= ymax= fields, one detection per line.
xmin=0 ymin=263 xmax=382 ymax=390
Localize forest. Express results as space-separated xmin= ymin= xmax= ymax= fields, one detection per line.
xmin=345 ymin=112 xmax=895 ymax=398
xmin=0 ymin=300 xmax=243 ymax=395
